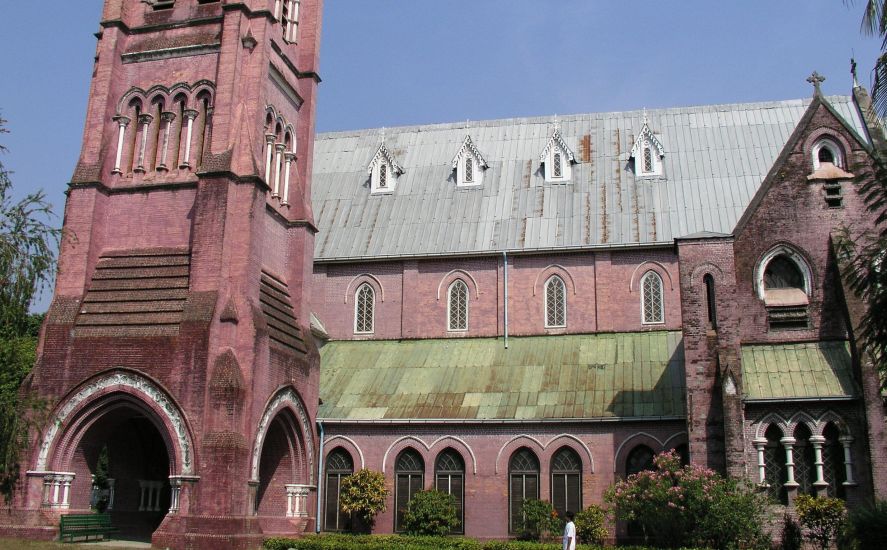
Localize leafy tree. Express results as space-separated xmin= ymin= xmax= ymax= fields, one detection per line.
xmin=401 ymin=489 xmax=458 ymax=536
xmin=795 ymin=494 xmax=847 ymax=550
xmin=338 ymin=469 xmax=389 ymax=532
xmin=839 ymin=499 xmax=887 ymax=549
xmin=855 ymin=1 xmax=887 ymax=116
xmin=0 ymin=113 xmax=60 ymax=503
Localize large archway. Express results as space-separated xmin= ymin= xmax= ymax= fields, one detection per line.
xmin=255 ymin=408 xmax=309 ymax=517
xmin=69 ymin=399 xmax=172 ymax=540
xmin=33 ymin=372 xmax=196 ymax=542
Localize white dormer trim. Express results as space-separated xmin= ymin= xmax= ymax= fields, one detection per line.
xmin=630 ymin=117 xmax=665 ymax=177
xmin=452 ymin=135 xmax=488 ymax=187
xmin=367 ymin=142 xmax=404 ymax=194
xmin=540 ymin=128 xmax=576 ymax=183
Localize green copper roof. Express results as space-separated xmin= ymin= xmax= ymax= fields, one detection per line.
xmin=741 ymin=341 xmax=857 ymax=401
xmin=318 ymin=331 xmax=685 ymax=421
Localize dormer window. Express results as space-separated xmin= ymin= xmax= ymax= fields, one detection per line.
xmin=808 ymin=137 xmax=852 ymax=207
xmin=631 ymin=115 xmax=665 ymax=177
xmin=540 ymin=127 xmax=576 ymax=183
xmin=368 ymin=141 xmax=404 ymax=194
xmin=452 ymin=135 xmax=488 ymax=187
xmin=756 ymin=246 xmax=812 ymax=330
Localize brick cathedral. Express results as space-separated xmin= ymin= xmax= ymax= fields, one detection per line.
xmin=3 ymin=1 xmax=887 ymax=547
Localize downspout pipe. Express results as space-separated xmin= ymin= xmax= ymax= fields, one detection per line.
xmin=315 ymin=419 xmax=325 ymax=533
xmin=503 ymin=251 xmax=509 ymax=349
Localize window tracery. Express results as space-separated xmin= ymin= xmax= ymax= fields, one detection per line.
xmin=641 ymin=271 xmax=664 ymax=324
xmin=544 ymin=276 xmax=566 ymax=328
xmin=354 ymin=283 xmax=375 ymax=334
xmin=448 ymin=279 xmax=469 ymax=331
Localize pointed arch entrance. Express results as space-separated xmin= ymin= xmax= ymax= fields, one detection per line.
xmin=251 ymin=387 xmax=316 ymax=519
xmin=31 ymin=371 xmax=196 ymax=541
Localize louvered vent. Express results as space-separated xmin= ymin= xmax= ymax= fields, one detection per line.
xmin=75 ymin=249 xmax=190 ymax=337
xmin=260 ymin=271 xmax=307 ymax=354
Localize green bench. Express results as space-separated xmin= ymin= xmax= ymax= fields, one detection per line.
xmin=58 ymin=513 xmax=118 ymax=543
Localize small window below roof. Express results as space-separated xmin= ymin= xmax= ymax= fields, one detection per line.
xmin=453 ymin=135 xmax=487 ymax=187
xmin=812 ymin=138 xmax=844 ymax=171
xmin=756 ymin=247 xmax=812 ymax=330
xmin=368 ymin=141 xmax=403 ymax=194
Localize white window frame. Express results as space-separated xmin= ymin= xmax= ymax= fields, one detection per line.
xmin=447 ymin=279 xmax=469 ymax=332
xmin=812 ymin=138 xmax=844 ymax=171
xmin=754 ymin=246 xmax=812 ymax=301
xmin=636 ymin=136 xmax=663 ymax=177
xmin=543 ymin=144 xmax=572 ymax=182
xmin=544 ymin=275 xmax=567 ymax=328
xmin=354 ymin=283 xmax=375 ymax=334
xmin=640 ymin=271 xmax=665 ymax=325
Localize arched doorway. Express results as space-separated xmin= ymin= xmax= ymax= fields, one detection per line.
xmin=34 ymin=372 xmax=195 ymax=543
xmin=69 ymin=400 xmax=172 ymax=540
xmin=255 ymin=408 xmax=310 ymax=518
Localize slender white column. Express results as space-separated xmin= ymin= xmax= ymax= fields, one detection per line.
xmin=273 ymin=143 xmax=285 ymax=197
xmin=753 ymin=438 xmax=767 ymax=484
xmin=112 ymin=116 xmax=131 ymax=174
xmin=781 ymin=437 xmax=798 ymax=486
xmin=139 ymin=480 xmax=147 ymax=511
xmin=264 ymin=134 xmax=276 ymax=182
xmin=61 ymin=475 xmax=74 ymax=509
xmin=179 ymin=109 xmax=199 ymax=169
xmin=157 ymin=112 xmax=176 ymax=171
xmin=135 ymin=114 xmax=154 ymax=173
xmin=51 ymin=476 xmax=61 ymax=507
xmin=282 ymin=152 xmax=295 ymax=205
xmin=169 ymin=478 xmax=182 ymax=514
xmin=810 ymin=435 xmax=827 ymax=492
xmin=840 ymin=436 xmax=856 ymax=485
xmin=108 ymin=478 xmax=116 ymax=511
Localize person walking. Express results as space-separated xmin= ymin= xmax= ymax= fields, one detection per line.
xmin=562 ymin=511 xmax=576 ymax=550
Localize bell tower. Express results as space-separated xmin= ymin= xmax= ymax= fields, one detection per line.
xmin=12 ymin=1 xmax=323 ymax=548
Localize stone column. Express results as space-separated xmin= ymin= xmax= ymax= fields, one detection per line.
xmin=273 ymin=144 xmax=285 ymax=197
xmin=285 ymin=484 xmax=312 ymax=517
xmin=752 ymin=438 xmax=767 ymax=485
xmin=135 ymin=114 xmax=154 ymax=173
xmin=810 ymin=435 xmax=829 ymax=496
xmin=282 ymin=152 xmax=296 ymax=205
xmin=157 ymin=111 xmax=176 ymax=172
xmin=264 ymin=134 xmax=276 ymax=183
xmin=179 ymin=109 xmax=199 ymax=169
xmin=111 ymin=116 xmax=131 ymax=174
xmin=248 ymin=480 xmax=260 ymax=516
xmin=840 ymin=436 xmax=857 ymax=486
xmin=781 ymin=437 xmax=799 ymax=504
xmin=107 ymin=478 xmax=116 ymax=511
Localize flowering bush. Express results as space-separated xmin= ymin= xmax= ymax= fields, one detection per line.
xmin=605 ymin=450 xmax=770 ymax=549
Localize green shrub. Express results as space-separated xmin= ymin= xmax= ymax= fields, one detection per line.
xmin=516 ymin=499 xmax=561 ymax=541
xmin=839 ymin=499 xmax=887 ymax=550
xmin=795 ymin=494 xmax=846 ymax=550
xmin=401 ymin=489 xmax=459 ymax=536
xmin=338 ymin=469 xmax=389 ymax=531
xmin=573 ymin=504 xmax=608 ymax=545
xmin=264 ymin=535 xmax=710 ymax=550
xmin=605 ymin=450 xmax=770 ymax=549
xmin=780 ymin=513 xmax=802 ymax=550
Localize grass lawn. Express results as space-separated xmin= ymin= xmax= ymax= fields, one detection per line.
xmin=0 ymin=538 xmax=143 ymax=550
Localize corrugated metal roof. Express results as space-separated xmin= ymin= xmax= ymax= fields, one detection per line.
xmin=318 ymin=331 xmax=685 ymax=421
xmin=741 ymin=341 xmax=857 ymax=400
xmin=312 ymin=96 xmax=868 ymax=261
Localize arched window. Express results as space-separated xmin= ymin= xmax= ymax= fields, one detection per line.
xmin=822 ymin=423 xmax=847 ymax=499
xmin=625 ymin=445 xmax=655 ymax=476
xmin=641 ymin=271 xmax=664 ymax=324
xmin=544 ymin=276 xmax=566 ymax=328
xmin=323 ymin=448 xmax=353 ymax=531
xmin=448 ymin=279 xmax=469 ymax=331
xmin=395 ymin=449 xmax=424 ymax=532
xmin=704 ymin=274 xmax=717 ymax=329
xmin=812 ymin=138 xmax=843 ymax=170
xmin=551 ymin=448 xmax=581 ymax=519
xmin=643 ymin=145 xmax=653 ymax=173
xmin=464 ymin=156 xmax=474 ymax=184
xmin=508 ymin=448 xmax=539 ymax=533
xmin=794 ymin=424 xmax=816 ymax=496
xmin=354 ymin=283 xmax=375 ymax=334
xmin=553 ymin=152 xmax=563 ymax=178
xmin=764 ymin=425 xmax=787 ymax=504
xmin=764 ymin=256 xmax=805 ymax=291
xmin=379 ymin=162 xmax=388 ymax=188
xmin=435 ymin=449 xmax=465 ymax=533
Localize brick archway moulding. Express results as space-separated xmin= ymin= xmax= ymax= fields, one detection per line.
xmin=35 ymin=370 xmax=196 ymax=476
xmin=251 ymin=386 xmax=316 ymax=484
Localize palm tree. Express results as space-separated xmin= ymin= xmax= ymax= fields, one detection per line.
xmin=856 ymin=1 xmax=887 ymax=116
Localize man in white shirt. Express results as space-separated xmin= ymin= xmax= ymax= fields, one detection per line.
xmin=562 ymin=511 xmax=576 ymax=550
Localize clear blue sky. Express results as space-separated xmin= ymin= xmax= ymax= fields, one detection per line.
xmin=0 ymin=1 xmax=882 ymax=311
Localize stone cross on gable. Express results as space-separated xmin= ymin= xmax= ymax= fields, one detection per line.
xmin=807 ymin=71 xmax=826 ymax=95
